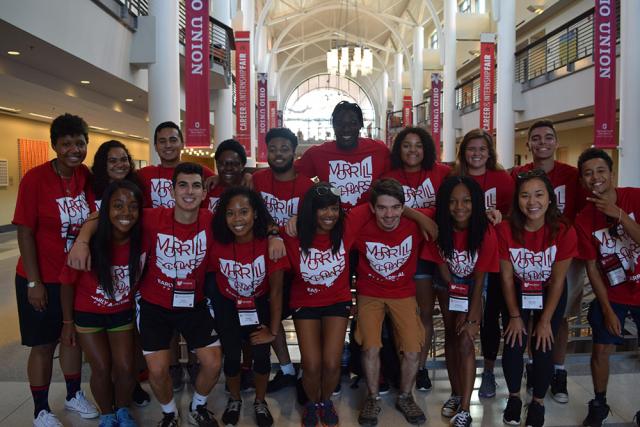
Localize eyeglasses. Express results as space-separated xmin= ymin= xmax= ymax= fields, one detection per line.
xmin=516 ymin=168 xmax=546 ymax=181
xmin=314 ymin=185 xmax=342 ymax=197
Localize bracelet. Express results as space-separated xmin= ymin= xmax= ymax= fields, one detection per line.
xmin=510 ymin=314 xmax=521 ymax=319
xmin=62 ymin=320 xmax=74 ymax=324
xmin=465 ymin=320 xmax=478 ymax=325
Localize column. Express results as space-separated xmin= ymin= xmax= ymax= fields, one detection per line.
xmin=212 ymin=0 xmax=233 ymax=145
xmin=148 ymin=0 xmax=180 ymax=165
xmin=393 ymin=52 xmax=403 ymax=111
xmin=412 ymin=25 xmax=424 ymax=125
xmin=442 ymin=0 xmax=457 ymax=162
xmin=495 ymin=0 xmax=515 ymax=168
xmin=380 ymin=71 xmax=389 ymax=139
xmin=618 ymin=0 xmax=640 ymax=185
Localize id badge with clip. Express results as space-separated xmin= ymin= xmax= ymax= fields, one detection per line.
xmin=521 ymin=280 xmax=543 ymax=310
xmin=236 ymin=297 xmax=259 ymax=326
xmin=172 ymin=278 xmax=196 ymax=308
xmin=599 ymin=253 xmax=626 ymax=287
xmin=448 ymin=281 xmax=469 ymax=313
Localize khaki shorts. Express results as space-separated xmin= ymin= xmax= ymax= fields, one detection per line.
xmin=355 ymin=295 xmax=425 ymax=353
xmin=565 ymin=259 xmax=587 ymax=317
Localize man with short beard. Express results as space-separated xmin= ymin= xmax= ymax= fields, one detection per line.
xmin=203 ymin=139 xmax=248 ymax=214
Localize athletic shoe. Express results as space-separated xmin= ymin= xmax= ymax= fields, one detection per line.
xmin=116 ymin=407 xmax=138 ymax=427
xmin=186 ymin=363 xmax=200 ymax=386
xmin=221 ymin=398 xmax=242 ymax=426
xmin=170 ymin=364 xmax=185 ymax=392
xmin=297 ymin=377 xmax=309 ymax=406
xmin=395 ymin=393 xmax=426 ymax=425
xmin=378 ymin=380 xmax=390 ymax=395
xmin=189 ymin=403 xmax=218 ymax=427
xmin=254 ymin=400 xmax=274 ymax=427
xmin=358 ymin=395 xmax=381 ymax=426
xmin=582 ymin=399 xmax=610 ymax=427
xmin=441 ymin=396 xmax=461 ymax=418
xmin=634 ymin=409 xmax=640 ymax=426
xmin=267 ymin=369 xmax=296 ymax=393
xmin=550 ymin=369 xmax=569 ymax=403
xmin=64 ymin=390 xmax=99 ymax=419
xmin=99 ymin=414 xmax=119 ymax=427
xmin=240 ymin=369 xmax=255 ymax=392
xmin=133 ymin=382 xmax=151 ymax=407
xmin=33 ymin=409 xmax=63 ymax=427
xmin=415 ymin=368 xmax=432 ymax=392
xmin=301 ymin=401 xmax=319 ymax=427
xmin=525 ymin=400 xmax=545 ymax=427
xmin=450 ymin=410 xmax=472 ymax=427
xmin=502 ymin=396 xmax=522 ymax=425
xmin=478 ymin=371 xmax=497 ymax=398
xmin=525 ymin=363 xmax=533 ymax=395
xmin=319 ymin=399 xmax=339 ymax=427
xmin=158 ymin=411 xmax=180 ymax=427
xmin=332 ymin=382 xmax=342 ymax=396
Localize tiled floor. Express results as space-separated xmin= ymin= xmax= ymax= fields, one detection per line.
xmin=0 ymin=231 xmax=638 ymax=426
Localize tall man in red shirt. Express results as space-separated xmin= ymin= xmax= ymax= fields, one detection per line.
xmin=574 ymin=148 xmax=640 ymax=427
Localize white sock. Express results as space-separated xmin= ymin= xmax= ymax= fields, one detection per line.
xmin=191 ymin=392 xmax=208 ymax=411
xmin=554 ymin=364 xmax=565 ymax=372
xmin=280 ymin=363 xmax=295 ymax=376
xmin=160 ymin=399 xmax=177 ymax=415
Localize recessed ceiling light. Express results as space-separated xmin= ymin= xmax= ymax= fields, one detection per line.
xmin=29 ymin=112 xmax=53 ymax=119
xmin=577 ymin=113 xmax=585 ymax=116
xmin=125 ymin=98 xmax=134 ymax=102
xmin=7 ymin=51 xmax=20 ymax=56
xmin=111 ymin=130 xmax=125 ymax=135
xmin=80 ymin=80 xmax=91 ymax=84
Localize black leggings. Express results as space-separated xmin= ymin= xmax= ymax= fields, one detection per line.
xmin=481 ymin=272 xmax=504 ymax=361
xmin=213 ymin=291 xmax=271 ymax=377
xmin=502 ymin=285 xmax=567 ymax=399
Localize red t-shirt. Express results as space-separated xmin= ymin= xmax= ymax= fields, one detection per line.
xmin=421 ymin=226 xmax=499 ymax=278
xmin=354 ymin=210 xmax=434 ymax=298
xmin=511 ymin=161 xmax=586 ymax=220
xmin=383 ymin=163 xmax=451 ymax=208
xmin=574 ymin=187 xmax=640 ymax=306
xmin=138 ymin=208 xmax=213 ymax=309
xmin=13 ymin=162 xmax=94 ymax=283
xmin=497 ymin=221 xmax=577 ymax=284
xmin=203 ymin=185 xmax=225 ymax=214
xmin=209 ymin=238 xmax=290 ymax=301
xmin=296 ymin=138 xmax=391 ymax=210
xmin=59 ymin=242 xmax=144 ymax=314
xmin=138 ymin=165 xmax=214 ymax=208
xmin=283 ymin=204 xmax=371 ymax=308
xmin=469 ymin=170 xmax=515 ymax=215
xmin=253 ymin=169 xmax=314 ymax=226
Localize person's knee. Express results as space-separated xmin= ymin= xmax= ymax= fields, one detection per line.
xmin=592 ymin=344 xmax=613 ymax=362
xmin=31 ymin=343 xmax=56 ymax=359
xmin=322 ymin=356 xmax=340 ymax=375
xmin=459 ymin=335 xmax=475 ymax=357
xmin=147 ymin=359 xmax=169 ymax=381
xmin=302 ymin=358 xmax=321 ymax=379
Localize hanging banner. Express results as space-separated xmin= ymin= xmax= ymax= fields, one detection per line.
xmin=257 ymin=73 xmax=268 ymax=162
xmin=430 ymin=73 xmax=442 ymax=160
xmin=594 ymin=0 xmax=617 ymax=148
xmin=235 ymin=30 xmax=251 ymax=154
xmin=402 ymin=95 xmax=413 ymax=127
xmin=269 ymin=100 xmax=278 ymax=130
xmin=479 ymin=33 xmax=495 ymax=133
xmin=185 ymin=0 xmax=210 ymax=148
xmin=277 ymin=110 xmax=283 ymax=127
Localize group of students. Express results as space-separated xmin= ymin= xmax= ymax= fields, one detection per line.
xmin=12 ymin=102 xmax=640 ymax=427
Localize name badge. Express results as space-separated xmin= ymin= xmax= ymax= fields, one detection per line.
xmin=172 ymin=278 xmax=195 ymax=308
xmin=236 ymin=298 xmax=259 ymax=326
xmin=599 ymin=253 xmax=626 ymax=287
xmin=522 ymin=281 xmax=543 ymax=310
xmin=448 ymin=281 xmax=469 ymax=313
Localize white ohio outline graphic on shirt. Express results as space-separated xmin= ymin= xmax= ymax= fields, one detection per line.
xmin=219 ymin=255 xmax=266 ymax=297
xmin=365 ymin=235 xmax=413 ymax=278
xmin=155 ymin=231 xmax=207 ymax=278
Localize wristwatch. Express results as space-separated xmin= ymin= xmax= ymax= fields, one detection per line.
xmin=267 ymin=229 xmax=280 ymax=237
xmin=27 ymin=281 xmax=41 ymax=288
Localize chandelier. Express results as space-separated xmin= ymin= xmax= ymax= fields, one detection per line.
xmin=326 ymin=45 xmax=373 ymax=76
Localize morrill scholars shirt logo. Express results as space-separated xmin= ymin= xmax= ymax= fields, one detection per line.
xmin=484 ymin=188 xmax=497 ymax=210
xmin=446 ymin=249 xmax=479 ymax=278
xmin=207 ymin=196 xmax=220 ymax=213
xmin=404 ymin=178 xmax=436 ymax=208
xmin=593 ymin=212 xmax=640 ymax=273
xmin=260 ymin=192 xmax=300 ymax=226
xmin=56 ymin=193 xmax=90 ymax=252
xmin=554 ymin=185 xmax=566 ymax=214
xmin=509 ymin=245 xmax=558 ymax=283
xmin=150 ymin=178 xmax=175 ymax=208
xmin=328 ymin=156 xmax=373 ymax=206
xmin=155 ymin=231 xmax=207 ymax=279
xmin=94 ymin=263 xmax=131 ymax=306
xmin=299 ymin=242 xmax=346 ymax=290
xmin=219 ymin=255 xmax=266 ymax=297
xmin=365 ymin=236 xmax=412 ymax=278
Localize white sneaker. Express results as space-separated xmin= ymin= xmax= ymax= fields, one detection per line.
xmin=33 ymin=409 xmax=63 ymax=427
xmin=64 ymin=390 xmax=99 ymax=419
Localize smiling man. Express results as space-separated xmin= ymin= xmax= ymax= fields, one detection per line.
xmin=203 ymin=139 xmax=247 ymax=214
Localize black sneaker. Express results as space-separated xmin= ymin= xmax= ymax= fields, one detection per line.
xmin=525 ymin=400 xmax=545 ymax=427
xmin=503 ymin=396 xmax=522 ymax=425
xmin=189 ymin=403 xmax=218 ymax=427
xmin=157 ymin=411 xmax=180 ymax=427
xmin=332 ymin=382 xmax=342 ymax=396
xmin=170 ymin=364 xmax=184 ymax=393
xmin=301 ymin=401 xmax=319 ymax=427
xmin=132 ymin=382 xmax=151 ymax=407
xmin=582 ymin=399 xmax=610 ymax=427
xmin=296 ymin=377 xmax=309 ymax=406
xmin=266 ymin=370 xmax=296 ymax=393
xmin=550 ymin=369 xmax=569 ymax=403
xmin=378 ymin=380 xmax=390 ymax=395
xmin=415 ymin=368 xmax=432 ymax=392
xmin=221 ymin=398 xmax=242 ymax=426
xmin=253 ymin=400 xmax=273 ymax=427
xmin=525 ymin=363 xmax=533 ymax=395
xmin=451 ymin=410 xmax=472 ymax=427
xmin=240 ymin=369 xmax=255 ymax=392
xmin=186 ymin=363 xmax=200 ymax=386
xmin=634 ymin=409 xmax=640 ymax=426
xmin=319 ymin=399 xmax=339 ymax=427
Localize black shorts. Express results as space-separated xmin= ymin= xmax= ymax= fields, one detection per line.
xmin=291 ymin=301 xmax=352 ymax=320
xmin=15 ymin=275 xmax=62 ymax=347
xmin=74 ymin=309 xmax=134 ymax=332
xmin=137 ymin=299 xmax=219 ymax=353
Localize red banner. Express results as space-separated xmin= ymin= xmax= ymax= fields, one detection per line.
xmin=594 ymin=0 xmax=617 ymax=148
xmin=430 ymin=73 xmax=442 ymax=160
xmin=479 ymin=34 xmax=495 ymax=133
xmin=257 ymin=73 xmax=268 ymax=162
xmin=402 ymin=95 xmax=412 ymax=126
xmin=185 ymin=0 xmax=210 ymax=148
xmin=235 ymin=31 xmax=251 ymax=154
xmin=269 ymin=100 xmax=278 ymax=130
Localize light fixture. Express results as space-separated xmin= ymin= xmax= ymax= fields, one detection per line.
xmin=80 ymin=80 xmax=91 ymax=84
xmin=29 ymin=112 xmax=53 ymax=119
xmin=7 ymin=51 xmax=20 ymax=56
xmin=327 ymin=45 xmax=373 ymax=77
xmin=128 ymin=134 xmax=143 ymax=139
xmin=0 ymin=106 xmax=21 ymax=113
xmin=111 ymin=130 xmax=125 ymax=135
xmin=125 ymin=98 xmax=134 ymax=102
xmin=577 ymin=113 xmax=585 ymax=116
xmin=89 ymin=125 xmax=109 ymax=131
xmin=526 ymin=5 xmax=544 ymax=14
